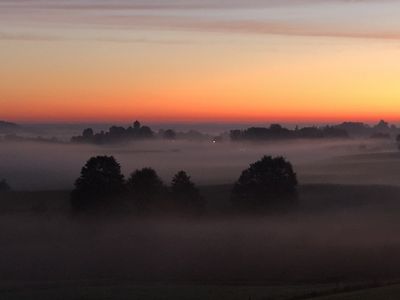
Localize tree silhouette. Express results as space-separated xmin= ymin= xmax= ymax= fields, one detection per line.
xmin=71 ymin=120 xmax=154 ymax=144
xmin=138 ymin=126 xmax=154 ymax=138
xmin=163 ymin=129 xmax=176 ymax=140
xmin=171 ymin=171 xmax=204 ymax=211
xmin=397 ymin=134 xmax=400 ymax=150
xmin=232 ymin=156 xmax=298 ymax=208
xmin=127 ymin=168 xmax=165 ymax=208
xmin=82 ymin=128 xmax=94 ymax=139
xmin=71 ymin=156 xmax=125 ymax=210
xmin=0 ymin=179 xmax=11 ymax=192
xmin=133 ymin=120 xmax=141 ymax=130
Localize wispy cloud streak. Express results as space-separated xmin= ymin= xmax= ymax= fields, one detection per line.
xmin=1 ymin=0 xmax=400 ymax=41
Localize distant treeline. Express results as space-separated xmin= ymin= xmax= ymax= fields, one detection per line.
xmin=71 ymin=120 xmax=211 ymax=144
xmin=71 ymin=120 xmax=153 ymax=144
xmin=335 ymin=120 xmax=398 ymax=138
xmin=1 ymin=119 xmax=399 ymax=145
xmin=0 ymin=120 xmax=19 ymax=133
xmin=70 ymin=119 xmax=400 ymax=145
xmin=230 ymin=124 xmax=348 ymax=141
xmin=231 ymin=120 xmax=399 ymax=142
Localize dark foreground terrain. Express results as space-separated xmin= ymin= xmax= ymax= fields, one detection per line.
xmin=1 ymin=184 xmax=400 ymax=299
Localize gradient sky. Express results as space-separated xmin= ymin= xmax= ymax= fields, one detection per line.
xmin=1 ymin=0 xmax=400 ymax=123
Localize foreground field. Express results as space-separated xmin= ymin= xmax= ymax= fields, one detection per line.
xmin=1 ymin=183 xmax=400 ymax=299
xmin=311 ymin=283 xmax=400 ymax=300
xmin=0 ymin=281 xmax=337 ymax=300
xmin=2 ymin=281 xmax=400 ymax=300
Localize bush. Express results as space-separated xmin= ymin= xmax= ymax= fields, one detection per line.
xmin=171 ymin=171 xmax=204 ymax=212
xmin=232 ymin=156 xmax=298 ymax=208
xmin=71 ymin=156 xmax=125 ymax=210
xmin=0 ymin=179 xmax=11 ymax=192
xmin=396 ymin=134 xmax=400 ymax=150
xmin=127 ymin=168 xmax=165 ymax=208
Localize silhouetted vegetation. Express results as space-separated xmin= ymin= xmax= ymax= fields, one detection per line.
xmin=170 ymin=171 xmax=204 ymax=213
xmin=175 ymin=129 xmax=210 ymax=141
xmin=127 ymin=168 xmax=166 ymax=210
xmin=71 ymin=156 xmax=125 ymax=210
xmin=71 ymin=120 xmax=154 ymax=144
xmin=69 ymin=154 xmax=301 ymax=214
xmin=397 ymin=134 xmax=400 ymax=150
xmin=0 ymin=179 xmax=11 ymax=192
xmin=161 ymin=129 xmax=177 ymax=140
xmin=69 ymin=121 xmax=215 ymax=144
xmin=230 ymin=124 xmax=348 ymax=141
xmin=232 ymin=156 xmax=298 ymax=208
xmin=70 ymin=156 xmax=208 ymax=213
xmin=0 ymin=120 xmax=19 ymax=133
xmin=335 ymin=120 xmax=398 ymax=138
xmin=230 ymin=120 xmax=400 ymax=142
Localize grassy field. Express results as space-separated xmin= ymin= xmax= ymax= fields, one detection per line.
xmin=2 ymin=183 xmax=400 ymax=215
xmin=2 ymin=183 xmax=400 ymax=299
xmin=310 ymin=283 xmax=400 ymax=299
xmin=1 ymin=281 xmax=400 ymax=299
xmin=0 ymin=281 xmax=386 ymax=300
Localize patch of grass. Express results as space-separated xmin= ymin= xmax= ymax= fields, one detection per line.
xmin=308 ymin=283 xmax=400 ymax=299
xmin=0 ymin=281 xmax=339 ymax=300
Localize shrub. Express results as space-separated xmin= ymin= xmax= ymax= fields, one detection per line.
xmin=232 ymin=156 xmax=298 ymax=208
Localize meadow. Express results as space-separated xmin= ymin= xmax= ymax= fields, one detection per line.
xmin=1 ymin=138 xmax=400 ymax=299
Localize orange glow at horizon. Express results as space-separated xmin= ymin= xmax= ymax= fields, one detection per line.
xmin=1 ymin=32 xmax=400 ymax=124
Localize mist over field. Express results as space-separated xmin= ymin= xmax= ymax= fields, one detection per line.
xmin=2 ymin=210 xmax=400 ymax=283
xmin=3 ymin=0 xmax=400 ymax=297
xmin=1 ymin=127 xmax=400 ymax=299
xmin=0 ymin=137 xmax=397 ymax=190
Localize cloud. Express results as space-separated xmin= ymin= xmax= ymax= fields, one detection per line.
xmin=0 ymin=32 xmax=61 ymax=41
xmin=1 ymin=0 xmax=399 ymax=42
xmin=0 ymin=31 xmax=194 ymax=45
xmin=90 ymin=15 xmax=400 ymax=41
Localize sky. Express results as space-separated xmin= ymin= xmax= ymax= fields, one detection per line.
xmin=1 ymin=0 xmax=400 ymax=123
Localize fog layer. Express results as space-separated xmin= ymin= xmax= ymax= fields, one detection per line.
xmin=0 ymin=138 xmax=397 ymax=190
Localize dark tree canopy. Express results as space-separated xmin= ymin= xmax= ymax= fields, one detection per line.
xmin=171 ymin=171 xmax=204 ymax=210
xmin=230 ymin=124 xmax=347 ymax=141
xmin=232 ymin=156 xmax=298 ymax=207
xmin=397 ymin=134 xmax=400 ymax=150
xmin=71 ymin=156 xmax=125 ymax=210
xmin=82 ymin=128 xmax=94 ymax=139
xmin=163 ymin=129 xmax=176 ymax=140
xmin=127 ymin=168 xmax=165 ymax=206
xmin=0 ymin=179 xmax=11 ymax=192
xmin=71 ymin=120 xmax=154 ymax=144
xmin=133 ymin=120 xmax=141 ymax=129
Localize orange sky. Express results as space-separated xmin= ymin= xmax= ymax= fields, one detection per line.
xmin=1 ymin=1 xmax=400 ymax=123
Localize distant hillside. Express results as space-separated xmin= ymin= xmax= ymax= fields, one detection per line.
xmin=0 ymin=120 xmax=18 ymax=127
xmin=0 ymin=120 xmax=19 ymax=133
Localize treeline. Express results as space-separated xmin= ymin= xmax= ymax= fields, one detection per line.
xmin=230 ymin=124 xmax=348 ymax=141
xmin=0 ymin=120 xmax=19 ymax=133
xmin=231 ymin=120 xmax=400 ymax=141
xmin=335 ymin=120 xmax=398 ymax=138
xmin=71 ymin=120 xmax=211 ymax=144
xmin=4 ymin=119 xmax=398 ymax=145
xmin=71 ymin=121 xmax=154 ymax=144
xmin=71 ymin=155 xmax=298 ymax=214
xmin=0 ymin=179 xmax=11 ymax=192
xmin=71 ymin=156 xmax=205 ymax=214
